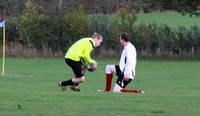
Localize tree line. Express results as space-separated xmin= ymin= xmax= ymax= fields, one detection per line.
xmin=0 ymin=0 xmax=200 ymax=58
xmin=1 ymin=0 xmax=200 ymax=16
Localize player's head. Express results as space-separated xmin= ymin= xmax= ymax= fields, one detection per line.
xmin=92 ymin=32 xmax=103 ymax=47
xmin=0 ymin=16 xmax=4 ymax=22
xmin=120 ymin=32 xmax=129 ymax=45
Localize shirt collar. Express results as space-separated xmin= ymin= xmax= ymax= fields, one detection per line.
xmin=89 ymin=39 xmax=95 ymax=48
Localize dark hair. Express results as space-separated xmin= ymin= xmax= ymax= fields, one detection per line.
xmin=120 ymin=32 xmax=129 ymax=42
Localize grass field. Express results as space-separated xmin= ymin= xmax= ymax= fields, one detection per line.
xmin=90 ymin=11 xmax=200 ymax=30
xmin=0 ymin=58 xmax=200 ymax=116
xmin=136 ymin=11 xmax=200 ymax=28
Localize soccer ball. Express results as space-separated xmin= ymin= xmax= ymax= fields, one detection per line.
xmin=87 ymin=60 xmax=97 ymax=72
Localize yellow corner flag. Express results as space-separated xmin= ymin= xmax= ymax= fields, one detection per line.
xmin=0 ymin=16 xmax=6 ymax=76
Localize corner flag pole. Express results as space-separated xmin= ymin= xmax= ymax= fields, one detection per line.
xmin=2 ymin=21 xmax=5 ymax=76
xmin=0 ymin=16 xmax=6 ymax=76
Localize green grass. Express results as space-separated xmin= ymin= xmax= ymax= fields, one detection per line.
xmin=89 ymin=11 xmax=200 ymax=30
xmin=136 ymin=11 xmax=200 ymax=28
xmin=0 ymin=58 xmax=200 ymax=116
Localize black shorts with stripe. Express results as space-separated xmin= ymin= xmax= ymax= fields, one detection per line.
xmin=65 ymin=58 xmax=84 ymax=78
xmin=115 ymin=65 xmax=132 ymax=88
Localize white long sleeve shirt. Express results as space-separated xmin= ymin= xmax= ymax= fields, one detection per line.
xmin=119 ymin=42 xmax=137 ymax=79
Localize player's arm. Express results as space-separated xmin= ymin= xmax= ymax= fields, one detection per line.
xmin=83 ymin=43 xmax=93 ymax=64
xmin=83 ymin=46 xmax=98 ymax=72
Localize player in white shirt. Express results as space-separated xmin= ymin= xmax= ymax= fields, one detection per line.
xmin=98 ymin=32 xmax=144 ymax=93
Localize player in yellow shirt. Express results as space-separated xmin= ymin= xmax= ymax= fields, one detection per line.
xmin=58 ymin=32 xmax=103 ymax=92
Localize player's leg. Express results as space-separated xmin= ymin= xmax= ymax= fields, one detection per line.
xmin=120 ymin=74 xmax=144 ymax=93
xmin=97 ymin=65 xmax=121 ymax=92
xmin=70 ymin=65 xmax=87 ymax=91
xmin=113 ymin=74 xmax=144 ymax=93
xmin=58 ymin=58 xmax=84 ymax=92
xmin=120 ymin=89 xmax=144 ymax=93
xmin=113 ymin=78 xmax=133 ymax=93
xmin=105 ymin=65 xmax=117 ymax=91
xmin=119 ymin=78 xmax=139 ymax=93
xmin=102 ymin=65 xmax=117 ymax=92
xmin=113 ymin=83 xmax=144 ymax=93
xmin=112 ymin=70 xmax=127 ymax=93
xmin=69 ymin=76 xmax=85 ymax=91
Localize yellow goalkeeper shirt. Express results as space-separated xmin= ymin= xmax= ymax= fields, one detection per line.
xmin=65 ymin=38 xmax=95 ymax=64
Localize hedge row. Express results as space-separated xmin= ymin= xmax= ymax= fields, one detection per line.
xmin=1 ymin=6 xmax=200 ymax=58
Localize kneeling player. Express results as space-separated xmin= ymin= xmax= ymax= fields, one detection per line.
xmin=98 ymin=32 xmax=144 ymax=93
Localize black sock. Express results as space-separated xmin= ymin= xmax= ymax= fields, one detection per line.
xmin=61 ymin=79 xmax=74 ymax=86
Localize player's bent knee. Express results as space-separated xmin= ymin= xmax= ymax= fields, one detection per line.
xmin=72 ymin=78 xmax=79 ymax=84
xmin=79 ymin=76 xmax=85 ymax=83
xmin=72 ymin=76 xmax=85 ymax=84
xmin=105 ymin=65 xmax=115 ymax=74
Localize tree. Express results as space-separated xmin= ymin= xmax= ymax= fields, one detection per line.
xmin=64 ymin=6 xmax=89 ymax=41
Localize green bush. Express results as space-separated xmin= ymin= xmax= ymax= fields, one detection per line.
xmin=16 ymin=0 xmax=69 ymax=53
xmin=16 ymin=0 xmax=42 ymax=48
xmin=64 ymin=7 xmax=89 ymax=41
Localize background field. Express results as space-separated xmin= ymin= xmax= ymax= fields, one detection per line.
xmin=0 ymin=58 xmax=200 ymax=116
xmin=93 ymin=11 xmax=200 ymax=28
xmin=136 ymin=11 xmax=200 ymax=28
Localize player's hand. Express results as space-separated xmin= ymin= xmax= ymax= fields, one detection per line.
xmin=87 ymin=60 xmax=97 ymax=72
xmin=91 ymin=60 xmax=97 ymax=66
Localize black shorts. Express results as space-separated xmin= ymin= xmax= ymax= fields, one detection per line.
xmin=65 ymin=58 xmax=84 ymax=78
xmin=115 ymin=65 xmax=132 ymax=88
